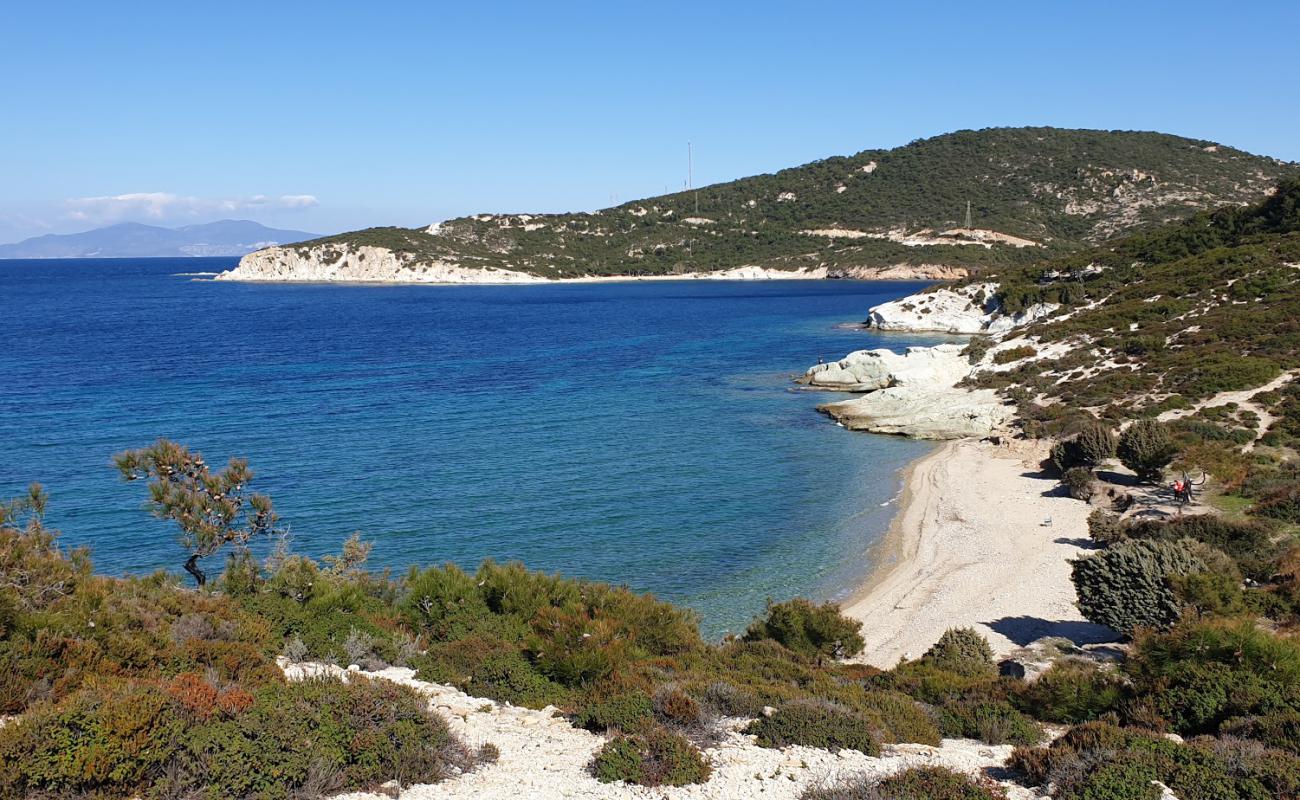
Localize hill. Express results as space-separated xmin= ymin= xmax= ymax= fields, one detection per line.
xmin=814 ymin=177 xmax=1300 ymax=537
xmin=0 ymin=220 xmax=320 ymax=259
xmin=221 ymin=127 xmax=1297 ymax=283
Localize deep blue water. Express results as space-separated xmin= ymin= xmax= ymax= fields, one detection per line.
xmin=1 ymin=257 xmax=959 ymax=637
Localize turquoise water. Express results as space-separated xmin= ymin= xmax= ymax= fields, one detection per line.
xmin=0 ymin=258 xmax=958 ymax=637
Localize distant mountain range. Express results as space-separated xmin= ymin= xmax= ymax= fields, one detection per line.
xmin=0 ymin=220 xmax=320 ymax=259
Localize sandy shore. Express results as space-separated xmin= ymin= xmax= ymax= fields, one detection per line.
xmin=842 ymin=438 xmax=1117 ymax=668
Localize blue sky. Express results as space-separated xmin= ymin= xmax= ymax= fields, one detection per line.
xmin=2 ymin=1 xmax=1297 ymax=242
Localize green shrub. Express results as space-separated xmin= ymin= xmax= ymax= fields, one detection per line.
xmin=1118 ymin=419 xmax=1178 ymax=483
xmin=1009 ymin=720 xmax=1300 ymax=800
xmin=802 ymin=766 xmax=1007 ymax=799
xmin=590 ymin=726 xmax=710 ymax=787
xmin=1015 ymin=660 xmax=1126 ymax=723
xmin=743 ymin=598 xmax=864 ymax=659
xmin=400 ymin=564 xmax=492 ymax=638
xmin=993 ymin=345 xmax=1037 ymax=365
xmin=0 ymin=675 xmax=481 ymax=800
xmin=1169 ymin=571 xmax=1247 ymax=617
xmin=856 ymin=690 xmax=942 ymax=746
xmin=1087 ymin=509 xmax=1129 ymax=546
xmin=574 ymin=691 xmax=654 ymax=733
xmin=1221 ymin=711 xmax=1300 ymax=755
xmin=1050 ymin=439 xmax=1085 ymax=473
xmin=1062 ymin=466 xmax=1097 ymax=500
xmin=1125 ymin=618 xmax=1300 ymax=735
xmin=528 ymin=606 xmax=629 ymax=686
xmin=1253 ymin=481 xmax=1300 ymax=522
xmin=1076 ymin=421 xmax=1119 ymax=465
xmin=1124 ymin=514 xmax=1277 ymax=581
xmin=1070 ymin=538 xmax=1213 ymax=635
xmin=934 ymin=699 xmax=1042 ymax=746
xmin=921 ymin=628 xmax=996 ymax=677
xmin=743 ymin=699 xmax=880 ymax=754
xmin=414 ymin=635 xmax=569 ymax=709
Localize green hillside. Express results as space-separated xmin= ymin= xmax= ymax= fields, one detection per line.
xmin=968 ymin=177 xmax=1300 ymax=551
xmin=289 ymin=127 xmax=1297 ymax=278
xmin=969 ymin=178 xmax=1300 ymax=420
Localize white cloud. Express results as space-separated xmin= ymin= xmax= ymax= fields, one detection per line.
xmin=64 ymin=192 xmax=319 ymax=223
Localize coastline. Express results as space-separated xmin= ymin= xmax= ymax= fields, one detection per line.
xmin=841 ymin=438 xmax=1116 ymax=668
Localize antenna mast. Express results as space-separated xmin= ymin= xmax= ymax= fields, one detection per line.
xmin=964 ymin=200 xmax=972 ymax=229
xmin=689 ymin=142 xmax=699 ymax=215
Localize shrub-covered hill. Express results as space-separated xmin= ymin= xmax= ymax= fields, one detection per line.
xmin=965 ymin=177 xmax=1300 ymax=422
xmin=268 ymin=128 xmax=1296 ymax=279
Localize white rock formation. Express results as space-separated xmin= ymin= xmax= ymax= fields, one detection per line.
xmin=802 ymin=344 xmax=973 ymax=392
xmin=216 ymin=244 xmax=969 ymax=285
xmin=217 ymin=245 xmax=546 ymax=285
xmin=280 ymin=660 xmax=1041 ymax=800
xmin=801 ymin=344 xmax=1013 ymax=439
xmin=867 ymin=283 xmax=1058 ymax=335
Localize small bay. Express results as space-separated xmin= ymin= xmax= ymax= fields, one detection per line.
xmin=1 ymin=258 xmax=960 ymax=637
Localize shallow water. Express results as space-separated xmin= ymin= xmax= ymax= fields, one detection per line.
xmin=1 ymin=258 xmax=960 ymax=637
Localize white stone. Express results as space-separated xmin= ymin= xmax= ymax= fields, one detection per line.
xmin=867 ymin=284 xmax=1058 ymax=335
xmin=801 ymin=343 xmax=1012 ymax=439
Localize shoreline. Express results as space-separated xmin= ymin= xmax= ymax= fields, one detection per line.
xmin=841 ymin=438 xmax=1117 ymax=668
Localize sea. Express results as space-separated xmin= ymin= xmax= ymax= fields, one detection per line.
xmin=0 ymin=257 xmax=962 ymax=638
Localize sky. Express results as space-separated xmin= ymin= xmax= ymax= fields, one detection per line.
xmin=2 ymin=0 xmax=1298 ymax=243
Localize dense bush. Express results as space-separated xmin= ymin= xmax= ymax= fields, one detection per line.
xmin=1118 ymin=419 xmax=1178 ymax=483
xmin=1049 ymin=439 xmax=1085 ymax=473
xmin=1070 ymin=538 xmax=1214 ymax=635
xmin=854 ymin=690 xmax=942 ymax=746
xmin=934 ymin=699 xmax=1042 ymax=746
xmin=0 ymin=675 xmax=480 ymax=799
xmin=1221 ymin=711 xmax=1300 ymax=755
xmin=1124 ymin=514 xmax=1278 ymax=581
xmin=653 ymin=684 xmax=703 ymax=728
xmin=1014 ymin=659 xmax=1126 ymax=724
xmin=1087 ymin=509 xmax=1129 ymax=546
xmin=993 ymin=345 xmax=1037 ymax=365
xmin=1010 ymin=721 xmax=1300 ymax=800
xmin=1252 ymin=481 xmax=1300 ymax=522
xmin=743 ymin=598 xmax=865 ymax=659
xmin=1076 ymin=421 xmax=1119 ymax=465
xmin=1061 ymin=466 xmax=1097 ymax=500
xmin=590 ymin=726 xmax=710 ymax=787
xmin=921 ymin=628 xmax=996 ymax=677
xmin=413 ymin=634 xmax=570 ymax=709
xmin=743 ymin=699 xmax=881 ymax=755
xmin=802 ymin=766 xmax=1008 ymax=800
xmin=1124 ymin=618 xmax=1300 ymax=735
xmin=573 ymin=691 xmax=654 ymax=733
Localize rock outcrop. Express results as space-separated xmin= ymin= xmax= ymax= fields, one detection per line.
xmin=216 ymin=245 xmax=967 ymax=285
xmin=866 ymin=283 xmax=1058 ymax=334
xmin=216 ymin=245 xmax=545 ymax=284
xmin=800 ymin=344 xmax=1013 ymax=439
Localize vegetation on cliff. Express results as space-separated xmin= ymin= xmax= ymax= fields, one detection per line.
xmin=276 ymin=128 xmax=1296 ymax=279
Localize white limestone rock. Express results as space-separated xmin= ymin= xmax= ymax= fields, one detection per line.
xmin=867 ymin=283 xmax=1058 ymax=334
xmin=802 ymin=344 xmax=972 ymax=391
xmin=819 ymin=387 xmax=1014 ymax=439
xmin=216 ymin=244 xmax=546 ymax=285
xmin=801 ymin=343 xmax=1012 ymax=439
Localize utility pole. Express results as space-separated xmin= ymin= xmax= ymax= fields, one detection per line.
xmin=964 ymin=200 xmax=972 ymax=229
